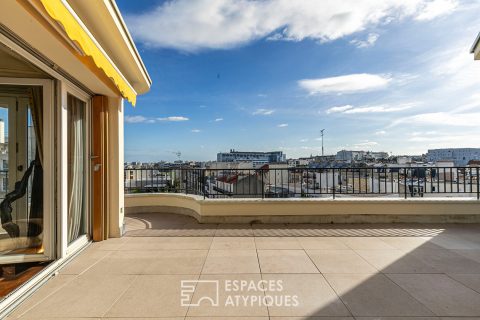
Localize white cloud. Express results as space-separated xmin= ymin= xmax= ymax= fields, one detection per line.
xmin=430 ymin=45 xmax=480 ymax=90
xmin=253 ymin=108 xmax=275 ymax=115
xmin=326 ymin=105 xmax=354 ymax=114
xmin=350 ymin=33 xmax=379 ymax=48
xmin=391 ymin=112 xmax=480 ymax=127
xmin=277 ymin=123 xmax=288 ymax=128
xmin=300 ymin=138 xmax=309 ymax=142
xmin=126 ymin=115 xmax=190 ymax=124
xmin=299 ymin=73 xmax=391 ymax=95
xmin=158 ymin=116 xmax=189 ymax=121
xmin=214 ymin=118 xmax=224 ymax=122
xmin=407 ymin=133 xmax=479 ymax=148
xmin=126 ymin=0 xmax=455 ymax=52
xmin=415 ymin=0 xmax=458 ymax=21
xmin=125 ymin=115 xmax=149 ymax=123
xmin=354 ymin=141 xmax=378 ymax=148
xmin=344 ymin=104 xmax=414 ymax=114
xmin=325 ymin=104 xmax=353 ymax=114
xmin=191 ymin=129 xmax=201 ymax=133
xmin=326 ymin=103 xmax=414 ymax=114
xmin=375 ymin=130 xmax=387 ymax=135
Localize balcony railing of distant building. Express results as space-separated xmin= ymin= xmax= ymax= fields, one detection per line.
xmin=124 ymin=167 xmax=480 ymax=200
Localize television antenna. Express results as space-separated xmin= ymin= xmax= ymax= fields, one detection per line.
xmin=170 ymin=151 xmax=181 ymax=161
xmin=320 ymin=129 xmax=325 ymax=156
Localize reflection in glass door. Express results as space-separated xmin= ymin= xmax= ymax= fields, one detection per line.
xmin=0 ymin=85 xmax=44 ymax=259
xmin=67 ymin=94 xmax=86 ymax=243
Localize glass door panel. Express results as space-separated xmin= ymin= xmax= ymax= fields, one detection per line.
xmin=67 ymin=93 xmax=86 ymax=243
xmin=0 ymin=85 xmax=44 ymax=260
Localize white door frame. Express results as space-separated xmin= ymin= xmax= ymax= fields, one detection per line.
xmin=0 ymin=77 xmax=54 ymax=264
xmin=59 ymin=82 xmax=92 ymax=258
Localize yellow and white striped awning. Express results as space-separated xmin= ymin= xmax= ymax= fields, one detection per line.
xmin=39 ymin=0 xmax=137 ymax=105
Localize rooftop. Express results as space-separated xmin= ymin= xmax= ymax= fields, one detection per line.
xmin=7 ymin=212 xmax=480 ymax=319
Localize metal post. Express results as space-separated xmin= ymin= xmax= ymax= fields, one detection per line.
xmin=320 ymin=129 xmax=325 ymax=157
xmin=477 ymin=168 xmax=479 ymax=200
xmin=261 ymin=169 xmax=264 ymax=199
xmin=185 ymin=169 xmax=188 ymax=195
xmin=404 ymin=168 xmax=407 ymax=199
xmin=203 ymin=169 xmax=206 ymax=199
xmin=332 ymin=168 xmax=335 ymax=199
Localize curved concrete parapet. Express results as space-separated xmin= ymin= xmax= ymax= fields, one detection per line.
xmin=124 ymin=193 xmax=480 ymax=224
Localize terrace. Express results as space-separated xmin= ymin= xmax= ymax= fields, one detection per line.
xmin=5 ymin=165 xmax=480 ymax=319
xmin=6 ymin=212 xmax=480 ymax=319
xmin=1 ymin=1 xmax=479 ymax=319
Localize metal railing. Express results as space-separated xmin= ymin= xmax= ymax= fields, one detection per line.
xmin=124 ymin=167 xmax=480 ymax=199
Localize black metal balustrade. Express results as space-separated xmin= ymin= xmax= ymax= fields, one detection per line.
xmin=124 ymin=167 xmax=480 ymax=199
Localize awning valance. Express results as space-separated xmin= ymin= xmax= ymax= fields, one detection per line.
xmin=39 ymin=0 xmax=137 ymax=105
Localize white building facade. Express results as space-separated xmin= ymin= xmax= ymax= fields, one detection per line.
xmin=426 ymin=148 xmax=480 ymax=166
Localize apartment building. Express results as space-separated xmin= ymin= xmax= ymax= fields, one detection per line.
xmin=426 ymin=148 xmax=480 ymax=166
xmin=217 ymin=149 xmax=286 ymax=164
xmin=0 ymin=0 xmax=151 ymax=315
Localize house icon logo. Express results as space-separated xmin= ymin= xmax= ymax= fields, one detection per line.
xmin=180 ymin=280 xmax=220 ymax=307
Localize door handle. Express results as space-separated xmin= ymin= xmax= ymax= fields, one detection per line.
xmin=94 ymin=164 xmax=101 ymax=172
xmin=17 ymin=165 xmax=23 ymax=172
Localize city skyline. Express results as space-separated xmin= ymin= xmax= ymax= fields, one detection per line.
xmin=117 ymin=0 xmax=480 ymax=162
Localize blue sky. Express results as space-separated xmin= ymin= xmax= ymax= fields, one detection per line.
xmin=117 ymin=0 xmax=480 ymax=162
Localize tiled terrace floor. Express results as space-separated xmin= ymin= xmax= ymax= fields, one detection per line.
xmin=7 ymin=212 xmax=480 ymax=319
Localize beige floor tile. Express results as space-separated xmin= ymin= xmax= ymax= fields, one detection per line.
xmin=307 ymin=250 xmax=377 ymax=274
xmin=378 ymin=236 xmax=442 ymax=250
xmin=186 ymin=274 xmax=269 ymax=317
xmin=7 ymin=275 xmax=77 ymax=319
xmin=210 ymin=237 xmax=256 ymax=250
xmin=270 ymin=317 xmax=354 ymax=320
xmin=10 ymin=318 xmax=101 ymax=320
xmin=83 ymin=250 xmax=207 ymax=275
xmin=125 ymin=223 xmax=218 ymax=237
xmin=187 ymin=317 xmax=269 ymax=320
xmin=105 ymin=318 xmax=182 ymax=320
xmin=453 ymin=249 xmax=480 ymax=264
xmin=105 ymin=274 xmax=195 ymax=318
xmin=439 ymin=317 xmax=479 ymax=320
xmin=202 ymin=249 xmax=260 ymax=274
xmin=18 ymin=274 xmax=136 ymax=318
xmin=251 ymin=224 xmax=290 ymax=237
xmin=258 ymin=250 xmax=318 ymax=274
xmin=355 ymin=249 xmax=439 ymax=274
xmin=122 ymin=236 xmax=213 ymax=250
xmin=447 ymin=273 xmax=480 ymax=293
xmin=339 ymin=237 xmax=395 ymax=250
xmin=254 ymin=237 xmax=302 ymax=249
xmin=325 ymin=273 xmax=434 ymax=317
xmin=87 ymin=237 xmax=129 ymax=251
xmin=215 ymin=224 xmax=254 ymax=237
xmin=429 ymin=234 xmax=480 ymax=250
xmin=125 ymin=212 xmax=197 ymax=228
xmin=410 ymin=248 xmax=480 ymax=274
xmin=59 ymin=247 xmax=112 ymax=275
xmin=355 ymin=317 xmax=440 ymax=320
xmin=388 ymin=273 xmax=480 ymax=316
xmin=263 ymin=273 xmax=350 ymax=317
xmin=297 ymin=237 xmax=350 ymax=250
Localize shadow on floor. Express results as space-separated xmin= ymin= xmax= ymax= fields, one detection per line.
xmin=124 ymin=212 xmax=480 ymax=318
xmin=125 ymin=212 xmax=447 ymax=237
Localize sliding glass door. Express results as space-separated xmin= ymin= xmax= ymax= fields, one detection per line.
xmin=66 ymin=94 xmax=87 ymax=244
xmin=0 ymin=79 xmax=54 ymax=265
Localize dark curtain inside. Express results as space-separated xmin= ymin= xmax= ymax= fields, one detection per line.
xmin=27 ymin=86 xmax=43 ymax=238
